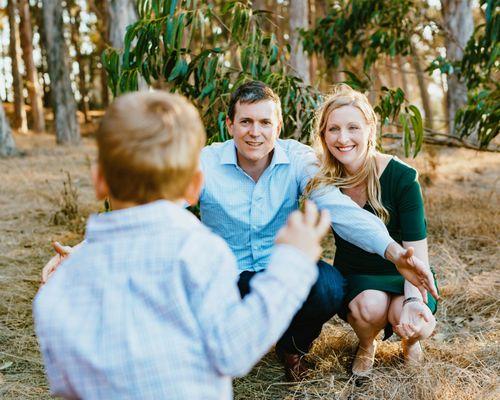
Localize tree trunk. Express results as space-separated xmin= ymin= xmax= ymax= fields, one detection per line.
xmin=411 ymin=45 xmax=434 ymax=129
xmin=18 ymin=0 xmax=45 ymax=132
xmin=107 ymin=0 xmax=138 ymax=49
xmin=387 ymin=56 xmax=396 ymax=88
xmin=0 ymin=101 xmax=18 ymax=157
xmin=42 ymin=0 xmax=80 ymax=145
xmin=398 ymin=55 xmax=410 ymax=98
xmin=107 ymin=0 xmax=146 ymax=90
xmin=89 ymin=0 xmax=110 ymax=106
xmin=289 ymin=0 xmax=311 ymax=85
xmin=442 ymin=0 xmax=474 ymax=135
xmin=70 ymin=6 xmax=91 ymax=122
xmin=32 ymin=1 xmax=51 ymax=108
xmin=8 ymin=0 xmax=28 ymax=133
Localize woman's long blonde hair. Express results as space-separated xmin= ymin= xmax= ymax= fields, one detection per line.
xmin=305 ymin=84 xmax=389 ymax=223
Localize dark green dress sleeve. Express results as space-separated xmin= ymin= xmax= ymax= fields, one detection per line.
xmin=397 ymin=168 xmax=427 ymax=241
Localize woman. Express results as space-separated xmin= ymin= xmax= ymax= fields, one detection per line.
xmin=306 ymin=84 xmax=438 ymax=376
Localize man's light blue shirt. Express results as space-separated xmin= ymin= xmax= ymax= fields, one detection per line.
xmin=200 ymin=138 xmax=393 ymax=272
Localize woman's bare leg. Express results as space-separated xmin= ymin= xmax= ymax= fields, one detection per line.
xmin=388 ymin=295 xmax=436 ymax=363
xmin=347 ymin=290 xmax=391 ymax=374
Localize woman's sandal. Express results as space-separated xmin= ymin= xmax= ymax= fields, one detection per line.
xmin=402 ymin=340 xmax=424 ymax=364
xmin=351 ymin=341 xmax=377 ymax=377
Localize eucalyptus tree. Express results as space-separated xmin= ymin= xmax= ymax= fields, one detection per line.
xmin=441 ymin=0 xmax=474 ymax=135
xmin=42 ymin=0 xmax=80 ymax=144
xmin=18 ymin=0 xmax=45 ymax=133
xmin=429 ymin=0 xmax=498 ymax=147
xmin=304 ymin=0 xmax=498 ymax=148
xmin=7 ymin=0 xmax=28 ymax=133
xmin=103 ymin=0 xmax=424 ymax=156
xmin=289 ymin=0 xmax=311 ymax=85
xmin=103 ymin=0 xmax=321 ymax=143
xmin=0 ymin=101 xmax=18 ymax=157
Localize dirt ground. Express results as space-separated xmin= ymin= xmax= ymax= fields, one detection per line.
xmin=0 ymin=133 xmax=498 ymax=399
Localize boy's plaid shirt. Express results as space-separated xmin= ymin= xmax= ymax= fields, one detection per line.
xmin=33 ymin=200 xmax=317 ymax=399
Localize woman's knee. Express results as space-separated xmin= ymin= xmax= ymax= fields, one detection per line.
xmin=348 ymin=290 xmax=390 ymax=325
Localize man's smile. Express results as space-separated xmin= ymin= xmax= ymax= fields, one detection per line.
xmin=245 ymin=141 xmax=264 ymax=147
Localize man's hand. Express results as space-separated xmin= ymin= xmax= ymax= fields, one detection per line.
xmin=41 ymin=242 xmax=73 ymax=285
xmin=275 ymin=200 xmax=330 ymax=262
xmin=394 ymin=300 xmax=436 ymax=341
xmin=385 ymin=243 xmax=439 ymax=301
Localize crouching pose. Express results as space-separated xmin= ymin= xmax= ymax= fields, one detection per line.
xmin=305 ymin=84 xmax=438 ymax=376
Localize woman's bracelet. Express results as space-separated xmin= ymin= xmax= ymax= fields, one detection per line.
xmin=403 ymin=297 xmax=422 ymax=307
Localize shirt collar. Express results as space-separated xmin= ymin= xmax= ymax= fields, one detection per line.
xmin=85 ymin=200 xmax=201 ymax=242
xmin=219 ymin=139 xmax=290 ymax=166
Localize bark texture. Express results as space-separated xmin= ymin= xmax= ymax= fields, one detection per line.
xmin=18 ymin=0 xmax=45 ymax=132
xmin=0 ymin=101 xmax=18 ymax=157
xmin=42 ymin=0 xmax=80 ymax=144
xmin=289 ymin=0 xmax=311 ymax=85
xmin=442 ymin=0 xmax=474 ymax=135
xmin=8 ymin=0 xmax=28 ymax=133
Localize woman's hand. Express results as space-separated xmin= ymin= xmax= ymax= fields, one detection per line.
xmin=385 ymin=243 xmax=439 ymax=301
xmin=395 ymin=300 xmax=436 ymax=341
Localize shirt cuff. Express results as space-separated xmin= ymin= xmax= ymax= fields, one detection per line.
xmin=377 ymin=236 xmax=395 ymax=259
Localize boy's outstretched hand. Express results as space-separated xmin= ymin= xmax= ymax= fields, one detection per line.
xmin=275 ymin=200 xmax=330 ymax=262
xmin=41 ymin=242 xmax=73 ymax=285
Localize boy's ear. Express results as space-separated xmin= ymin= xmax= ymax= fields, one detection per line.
xmin=184 ymin=169 xmax=204 ymax=206
xmin=91 ymin=163 xmax=110 ymax=200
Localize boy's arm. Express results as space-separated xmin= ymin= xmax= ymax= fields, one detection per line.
xmin=184 ymin=203 xmax=327 ymax=377
xmin=33 ymin=290 xmax=79 ymax=399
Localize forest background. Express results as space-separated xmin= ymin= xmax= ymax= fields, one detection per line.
xmin=0 ymin=0 xmax=498 ymax=399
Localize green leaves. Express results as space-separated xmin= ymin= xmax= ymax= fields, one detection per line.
xmin=375 ymin=87 xmax=424 ymax=157
xmin=102 ymin=0 xmax=319 ymax=143
xmin=168 ymin=58 xmax=188 ymax=81
xmin=424 ymin=0 xmax=498 ymax=147
xmin=302 ymin=0 xmax=417 ymax=73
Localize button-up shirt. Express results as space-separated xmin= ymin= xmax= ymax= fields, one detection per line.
xmin=200 ymin=139 xmax=393 ymax=272
xmin=33 ymin=200 xmax=317 ymax=400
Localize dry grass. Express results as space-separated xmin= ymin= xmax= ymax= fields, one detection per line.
xmin=0 ymin=135 xmax=498 ymax=399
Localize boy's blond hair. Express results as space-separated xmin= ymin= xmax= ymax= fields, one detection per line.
xmin=96 ymin=91 xmax=206 ymax=204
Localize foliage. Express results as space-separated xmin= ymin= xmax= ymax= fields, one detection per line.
xmin=427 ymin=0 xmax=499 ymax=147
xmin=302 ymin=0 xmax=424 ymax=156
xmin=302 ymin=0 xmax=418 ymax=72
xmin=102 ymin=0 xmax=424 ymax=156
xmin=375 ymin=87 xmax=423 ymax=157
xmin=102 ymin=0 xmax=319 ymax=143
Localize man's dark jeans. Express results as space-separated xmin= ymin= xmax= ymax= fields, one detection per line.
xmin=237 ymin=260 xmax=346 ymax=355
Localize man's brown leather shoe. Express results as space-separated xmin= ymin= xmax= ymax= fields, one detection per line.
xmin=275 ymin=348 xmax=310 ymax=382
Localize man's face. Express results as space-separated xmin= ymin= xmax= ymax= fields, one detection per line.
xmin=226 ymin=100 xmax=281 ymax=168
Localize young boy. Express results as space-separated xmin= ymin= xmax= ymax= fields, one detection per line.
xmin=33 ymin=91 xmax=330 ymax=399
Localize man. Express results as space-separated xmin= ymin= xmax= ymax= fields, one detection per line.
xmin=43 ymin=82 xmax=438 ymax=381
xmin=197 ymin=81 xmax=437 ymax=380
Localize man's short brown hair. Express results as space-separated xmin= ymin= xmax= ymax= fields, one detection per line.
xmin=227 ymin=81 xmax=282 ymax=124
xmin=96 ymin=91 xmax=206 ymax=204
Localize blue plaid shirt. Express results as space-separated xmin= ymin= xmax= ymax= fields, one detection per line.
xmin=200 ymin=139 xmax=393 ymax=272
xmin=33 ymin=200 xmax=318 ymax=399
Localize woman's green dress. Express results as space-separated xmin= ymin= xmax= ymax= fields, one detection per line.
xmin=334 ymin=157 xmax=438 ymax=337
